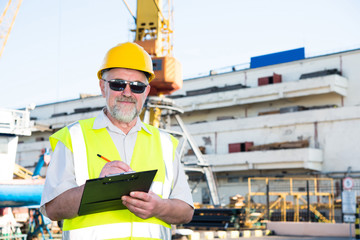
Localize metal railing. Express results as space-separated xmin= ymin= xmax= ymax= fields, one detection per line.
xmin=246 ymin=177 xmax=335 ymax=227
xmin=0 ymin=108 xmax=32 ymax=136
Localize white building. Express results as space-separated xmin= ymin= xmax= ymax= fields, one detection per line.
xmin=0 ymin=107 xmax=33 ymax=180
xmin=18 ymin=47 xmax=360 ymax=206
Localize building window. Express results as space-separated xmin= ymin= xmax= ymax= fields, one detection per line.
xmin=35 ymin=137 xmax=45 ymax=142
xmin=201 ymin=188 xmax=210 ymax=204
xmin=228 ymin=176 xmax=239 ymax=183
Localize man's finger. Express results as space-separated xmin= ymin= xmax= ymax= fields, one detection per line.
xmin=99 ymin=161 xmax=132 ymax=177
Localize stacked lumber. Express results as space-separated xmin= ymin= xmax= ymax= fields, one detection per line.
xmin=228 ymin=195 xmax=245 ymax=208
xmin=186 ymin=146 xmax=206 ymax=155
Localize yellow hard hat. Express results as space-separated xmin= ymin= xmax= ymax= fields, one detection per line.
xmin=97 ymin=42 xmax=155 ymax=82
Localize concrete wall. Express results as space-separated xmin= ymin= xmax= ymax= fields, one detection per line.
xmin=0 ymin=136 xmax=18 ymax=180
xmin=178 ymin=106 xmax=360 ymax=173
xmin=267 ymin=222 xmax=356 ymax=237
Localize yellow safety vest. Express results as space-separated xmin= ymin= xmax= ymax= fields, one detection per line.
xmin=49 ymin=118 xmax=178 ymax=240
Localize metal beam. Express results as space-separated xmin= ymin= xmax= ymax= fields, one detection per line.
xmin=174 ymin=114 xmax=220 ymax=206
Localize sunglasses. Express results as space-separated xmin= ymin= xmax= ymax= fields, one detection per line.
xmin=102 ymin=79 xmax=148 ymax=94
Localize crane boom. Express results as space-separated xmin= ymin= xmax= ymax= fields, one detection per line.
xmin=0 ymin=0 xmax=23 ymax=59
xmin=135 ymin=0 xmax=172 ymax=57
xmin=134 ymin=0 xmax=181 ymax=96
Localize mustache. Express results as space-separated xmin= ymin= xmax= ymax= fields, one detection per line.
xmin=115 ymin=96 xmax=136 ymax=103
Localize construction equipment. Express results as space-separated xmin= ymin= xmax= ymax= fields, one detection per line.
xmin=13 ymin=163 xmax=36 ymax=179
xmin=183 ymin=208 xmax=244 ymax=230
xmin=131 ymin=0 xmax=182 ymax=96
xmin=0 ymin=0 xmax=23 ymax=58
xmin=246 ymin=177 xmax=335 ymax=227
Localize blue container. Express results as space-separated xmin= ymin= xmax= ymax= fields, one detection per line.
xmin=250 ymin=47 xmax=305 ymax=68
xmin=0 ymin=180 xmax=44 ymax=208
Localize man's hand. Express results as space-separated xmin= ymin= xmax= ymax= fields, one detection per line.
xmin=122 ymin=191 xmax=161 ymax=219
xmin=122 ymin=191 xmax=194 ymax=224
xmin=99 ymin=161 xmax=132 ymax=178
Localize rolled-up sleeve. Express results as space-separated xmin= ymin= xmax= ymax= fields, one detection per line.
xmin=169 ymin=151 xmax=194 ymax=208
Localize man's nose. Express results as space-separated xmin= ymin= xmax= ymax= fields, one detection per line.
xmin=122 ymin=83 xmax=132 ymax=96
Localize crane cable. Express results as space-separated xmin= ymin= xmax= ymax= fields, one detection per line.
xmin=121 ymin=0 xmax=136 ymax=23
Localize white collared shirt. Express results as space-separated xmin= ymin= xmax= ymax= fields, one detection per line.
xmin=93 ymin=112 xmax=151 ymax=165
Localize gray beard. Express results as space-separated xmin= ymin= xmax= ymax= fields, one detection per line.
xmin=107 ymin=96 xmax=139 ymax=123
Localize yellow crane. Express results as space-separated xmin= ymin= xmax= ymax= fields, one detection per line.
xmin=134 ymin=0 xmax=173 ymax=57
xmin=127 ymin=0 xmax=182 ymax=126
xmin=0 ymin=0 xmax=23 ymax=58
xmin=130 ymin=0 xmax=182 ymax=97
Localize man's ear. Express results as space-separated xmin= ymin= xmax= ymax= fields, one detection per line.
xmin=99 ymin=80 xmax=106 ymax=97
xmin=144 ymin=84 xmax=151 ymax=97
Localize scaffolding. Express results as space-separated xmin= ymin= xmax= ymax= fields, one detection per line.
xmin=246 ymin=177 xmax=335 ymax=227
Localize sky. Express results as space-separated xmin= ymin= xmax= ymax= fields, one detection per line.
xmin=0 ymin=0 xmax=359 ymax=109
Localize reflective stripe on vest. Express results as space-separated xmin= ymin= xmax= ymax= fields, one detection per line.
xmin=63 ymin=120 xmax=175 ymax=239
xmin=68 ymin=122 xmax=89 ymax=186
xmin=158 ymin=130 xmax=174 ymax=199
xmin=62 ymin=222 xmax=171 ymax=240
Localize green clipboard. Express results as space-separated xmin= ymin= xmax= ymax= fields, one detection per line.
xmin=78 ymin=169 xmax=158 ymax=216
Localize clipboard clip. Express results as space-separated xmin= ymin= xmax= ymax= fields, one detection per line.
xmin=104 ymin=171 xmax=138 ymax=185
xmin=106 ymin=171 xmax=136 ymax=178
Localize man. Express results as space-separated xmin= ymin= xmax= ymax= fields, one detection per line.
xmin=40 ymin=42 xmax=194 ymax=239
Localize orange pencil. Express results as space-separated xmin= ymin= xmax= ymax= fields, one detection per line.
xmin=97 ymin=154 xmax=111 ymax=163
